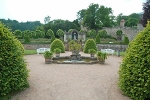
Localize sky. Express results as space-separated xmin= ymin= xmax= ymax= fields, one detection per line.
xmin=0 ymin=0 xmax=146 ymax=23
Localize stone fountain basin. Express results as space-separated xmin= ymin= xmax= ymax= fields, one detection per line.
xmin=51 ymin=56 xmax=99 ymax=64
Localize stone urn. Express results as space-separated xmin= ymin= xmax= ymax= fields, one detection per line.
xmin=72 ymin=50 xmax=80 ymax=55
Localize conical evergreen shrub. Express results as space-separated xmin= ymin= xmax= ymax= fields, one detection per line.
xmin=0 ymin=22 xmax=29 ymax=96
xmin=83 ymin=39 xmax=97 ymax=53
xmin=118 ymin=21 xmax=150 ymax=100
xmin=123 ymin=36 xmax=129 ymax=44
xmin=95 ymin=35 xmax=101 ymax=44
xmin=50 ymin=39 xmax=65 ymax=53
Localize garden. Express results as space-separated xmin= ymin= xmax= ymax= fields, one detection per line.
xmin=1 ymin=18 xmax=150 ymax=100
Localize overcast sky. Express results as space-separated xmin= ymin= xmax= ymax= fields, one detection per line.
xmin=0 ymin=0 xmax=146 ymax=23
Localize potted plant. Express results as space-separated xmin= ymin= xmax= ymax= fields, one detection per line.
xmin=44 ymin=51 xmax=53 ymax=64
xmin=68 ymin=40 xmax=81 ymax=55
xmin=54 ymin=48 xmax=61 ymax=57
xmin=88 ymin=49 xmax=97 ymax=57
xmin=96 ymin=51 xmax=108 ymax=64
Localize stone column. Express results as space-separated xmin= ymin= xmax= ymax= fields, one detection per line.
xmin=64 ymin=33 xmax=67 ymax=42
xmin=83 ymin=34 xmax=86 ymax=42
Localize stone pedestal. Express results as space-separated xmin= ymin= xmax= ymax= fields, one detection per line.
xmin=70 ymin=50 xmax=81 ymax=61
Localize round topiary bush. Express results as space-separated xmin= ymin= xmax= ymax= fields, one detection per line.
xmin=24 ymin=36 xmax=31 ymax=43
xmin=118 ymin=21 xmax=150 ymax=100
xmin=50 ymin=39 xmax=65 ymax=53
xmin=0 ymin=22 xmax=29 ymax=96
xmin=83 ymin=39 xmax=97 ymax=53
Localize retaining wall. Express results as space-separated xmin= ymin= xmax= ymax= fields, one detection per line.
xmin=23 ymin=44 xmax=128 ymax=51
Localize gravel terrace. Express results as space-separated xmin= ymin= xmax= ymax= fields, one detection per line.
xmin=11 ymin=52 xmax=130 ymax=100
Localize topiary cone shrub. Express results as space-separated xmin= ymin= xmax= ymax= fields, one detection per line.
xmin=95 ymin=35 xmax=101 ymax=44
xmin=0 ymin=22 xmax=29 ymax=96
xmin=118 ymin=21 xmax=150 ymax=100
xmin=83 ymin=39 xmax=97 ymax=53
xmin=123 ymin=36 xmax=129 ymax=44
xmin=50 ymin=39 xmax=65 ymax=53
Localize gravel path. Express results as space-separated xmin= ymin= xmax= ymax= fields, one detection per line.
xmin=11 ymin=52 xmax=130 ymax=100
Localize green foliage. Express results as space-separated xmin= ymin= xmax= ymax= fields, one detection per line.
xmin=118 ymin=21 xmax=150 ymax=100
xmin=35 ymin=30 xmax=45 ymax=38
xmin=68 ymin=29 xmax=74 ymax=33
xmin=54 ymin=48 xmax=61 ymax=53
xmin=24 ymin=50 xmax=37 ymax=55
xmin=0 ymin=19 xmax=41 ymax=31
xmin=88 ymin=29 xmax=96 ymax=39
xmin=44 ymin=16 xmax=50 ymax=24
xmin=116 ymin=30 xmax=123 ymax=36
xmin=116 ymin=13 xmax=141 ymax=27
xmin=142 ymin=0 xmax=150 ymax=27
xmin=83 ymin=39 xmax=97 ymax=53
xmin=79 ymin=29 xmax=85 ymax=35
xmin=95 ymin=35 xmax=101 ymax=44
xmin=51 ymin=35 xmax=55 ymax=43
xmin=24 ymin=36 xmax=31 ymax=43
xmin=123 ymin=36 xmax=129 ymax=44
xmin=44 ymin=19 xmax=80 ymax=36
xmin=98 ymin=30 xmax=107 ymax=38
xmin=46 ymin=29 xmax=53 ymax=37
xmin=50 ymin=39 xmax=65 ymax=53
xmin=44 ymin=51 xmax=53 ymax=58
xmin=56 ymin=29 xmax=64 ymax=37
xmin=31 ymin=31 xmax=37 ymax=39
xmin=14 ymin=30 xmax=22 ymax=39
xmin=77 ymin=3 xmax=114 ymax=29
xmin=116 ymin=30 xmax=123 ymax=40
xmin=56 ymin=29 xmax=64 ymax=41
xmin=96 ymin=51 xmax=108 ymax=61
xmin=0 ymin=22 xmax=29 ymax=96
xmin=68 ymin=40 xmax=81 ymax=51
xmin=88 ymin=49 xmax=97 ymax=54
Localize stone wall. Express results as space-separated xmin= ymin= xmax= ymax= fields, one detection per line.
xmin=23 ymin=44 xmax=128 ymax=51
xmin=23 ymin=44 xmax=50 ymax=50
xmin=96 ymin=44 xmax=128 ymax=51
xmin=103 ymin=24 xmax=144 ymax=42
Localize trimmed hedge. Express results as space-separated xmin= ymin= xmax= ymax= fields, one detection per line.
xmin=118 ymin=21 xmax=150 ymax=100
xmin=50 ymin=39 xmax=65 ymax=53
xmin=83 ymin=39 xmax=97 ymax=53
xmin=95 ymin=35 xmax=101 ymax=44
xmin=123 ymin=36 xmax=129 ymax=44
xmin=0 ymin=22 xmax=29 ymax=96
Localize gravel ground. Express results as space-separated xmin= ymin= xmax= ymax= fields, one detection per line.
xmin=11 ymin=52 xmax=131 ymax=100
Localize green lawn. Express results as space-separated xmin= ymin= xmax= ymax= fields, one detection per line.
xmin=120 ymin=52 xmax=126 ymax=56
xmin=24 ymin=50 xmax=126 ymax=56
xmin=114 ymin=51 xmax=126 ymax=57
xmin=24 ymin=50 xmax=37 ymax=55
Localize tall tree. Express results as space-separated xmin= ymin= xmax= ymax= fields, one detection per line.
xmin=116 ymin=13 xmax=141 ymax=27
xmin=77 ymin=9 xmax=86 ymax=22
xmin=44 ymin=16 xmax=51 ymax=24
xmin=0 ymin=19 xmax=41 ymax=31
xmin=141 ymin=0 xmax=150 ymax=27
xmin=77 ymin=3 xmax=113 ymax=30
xmin=43 ymin=19 xmax=79 ymax=35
